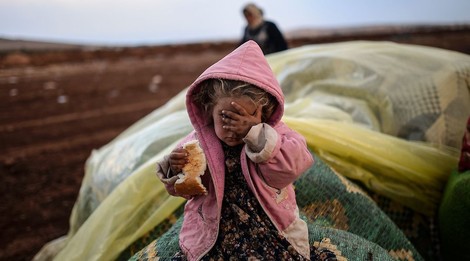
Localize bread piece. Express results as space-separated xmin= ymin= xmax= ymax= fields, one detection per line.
xmin=174 ymin=140 xmax=208 ymax=196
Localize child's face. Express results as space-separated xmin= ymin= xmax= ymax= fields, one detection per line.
xmin=212 ymin=96 xmax=260 ymax=147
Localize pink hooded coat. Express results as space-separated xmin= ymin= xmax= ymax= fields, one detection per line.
xmin=157 ymin=40 xmax=314 ymax=260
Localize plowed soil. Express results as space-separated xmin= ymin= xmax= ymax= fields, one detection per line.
xmin=0 ymin=43 xmax=235 ymax=261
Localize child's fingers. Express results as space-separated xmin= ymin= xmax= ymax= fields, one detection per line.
xmin=223 ymin=123 xmax=245 ymax=135
xmin=169 ymin=157 xmax=186 ymax=174
xmin=173 ymin=148 xmax=187 ymax=154
xmin=170 ymin=155 xmax=187 ymax=163
xmin=170 ymin=157 xmax=187 ymax=165
xmin=222 ymin=110 xmax=240 ymax=121
xmin=254 ymin=105 xmax=263 ymax=118
xmin=222 ymin=109 xmax=251 ymax=123
xmin=170 ymin=150 xmax=188 ymax=164
xmin=222 ymin=125 xmax=244 ymax=135
xmin=168 ymin=148 xmax=188 ymax=175
xmin=230 ymin=101 xmax=248 ymax=115
xmin=222 ymin=124 xmax=234 ymax=130
xmin=172 ymin=148 xmax=188 ymax=158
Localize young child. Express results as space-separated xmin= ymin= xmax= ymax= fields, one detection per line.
xmin=157 ymin=40 xmax=335 ymax=260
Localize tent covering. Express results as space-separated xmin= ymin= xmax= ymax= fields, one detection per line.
xmin=34 ymin=41 xmax=470 ymax=261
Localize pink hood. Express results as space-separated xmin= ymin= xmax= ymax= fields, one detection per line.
xmin=186 ymin=40 xmax=284 ymax=128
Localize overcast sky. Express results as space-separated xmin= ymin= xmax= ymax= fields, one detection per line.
xmin=1 ymin=0 xmax=469 ymax=46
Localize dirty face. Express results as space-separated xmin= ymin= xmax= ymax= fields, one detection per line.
xmin=212 ymin=96 xmax=259 ymax=147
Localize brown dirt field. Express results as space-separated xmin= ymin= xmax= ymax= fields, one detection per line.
xmin=1 ymin=25 xmax=469 ymax=261
xmin=0 ymin=43 xmax=235 ymax=261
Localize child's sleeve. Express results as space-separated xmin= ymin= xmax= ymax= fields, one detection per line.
xmin=243 ymin=123 xmax=278 ymax=163
xmin=156 ymin=155 xmax=179 ymax=196
xmin=155 ymin=131 xmax=198 ymax=199
xmin=243 ymin=122 xmax=314 ymax=188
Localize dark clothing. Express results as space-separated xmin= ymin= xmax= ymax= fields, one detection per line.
xmin=171 ymin=143 xmax=337 ymax=260
xmin=202 ymin=143 xmax=306 ymax=260
xmin=240 ymin=21 xmax=288 ymax=55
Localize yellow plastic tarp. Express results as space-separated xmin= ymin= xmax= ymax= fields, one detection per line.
xmin=283 ymin=116 xmax=458 ymax=215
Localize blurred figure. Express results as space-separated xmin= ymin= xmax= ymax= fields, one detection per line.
xmin=239 ymin=3 xmax=288 ymax=55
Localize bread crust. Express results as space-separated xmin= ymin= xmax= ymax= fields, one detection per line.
xmin=174 ymin=140 xmax=208 ymax=196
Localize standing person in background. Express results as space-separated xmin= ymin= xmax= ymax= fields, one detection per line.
xmin=239 ymin=3 xmax=288 ymax=55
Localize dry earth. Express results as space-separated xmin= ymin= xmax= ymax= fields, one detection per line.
xmin=1 ymin=25 xmax=469 ymax=261
xmin=0 ymin=42 xmax=235 ymax=261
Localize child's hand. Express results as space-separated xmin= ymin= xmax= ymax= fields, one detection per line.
xmin=222 ymin=101 xmax=262 ymax=138
xmin=169 ymin=148 xmax=188 ymax=177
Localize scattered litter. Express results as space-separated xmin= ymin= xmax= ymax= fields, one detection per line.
xmin=8 ymin=76 xmax=18 ymax=84
xmin=9 ymin=88 xmax=18 ymax=96
xmin=57 ymin=95 xmax=68 ymax=104
xmin=152 ymin=75 xmax=162 ymax=84
xmin=44 ymin=81 xmax=57 ymax=90
xmin=108 ymin=89 xmax=120 ymax=98
xmin=148 ymin=75 xmax=163 ymax=93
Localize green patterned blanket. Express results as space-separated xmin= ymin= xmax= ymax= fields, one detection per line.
xmin=121 ymin=153 xmax=429 ymax=261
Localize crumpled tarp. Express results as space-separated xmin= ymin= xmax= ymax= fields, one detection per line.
xmin=34 ymin=41 xmax=469 ymax=261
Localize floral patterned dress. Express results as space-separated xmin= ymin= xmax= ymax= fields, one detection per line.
xmin=173 ymin=143 xmax=337 ymax=260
